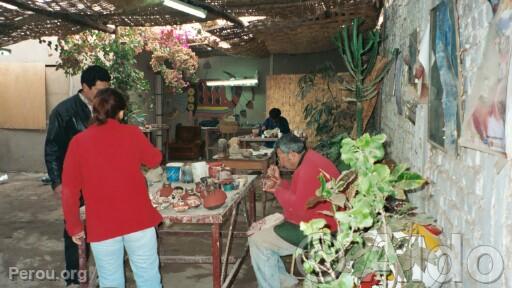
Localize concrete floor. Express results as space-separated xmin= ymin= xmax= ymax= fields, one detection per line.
xmin=0 ymin=172 xmax=283 ymax=288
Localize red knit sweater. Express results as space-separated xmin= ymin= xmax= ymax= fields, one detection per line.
xmin=62 ymin=119 xmax=162 ymax=242
xmin=274 ymin=150 xmax=340 ymax=230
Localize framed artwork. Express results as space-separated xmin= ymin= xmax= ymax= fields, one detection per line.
xmin=460 ymin=2 xmax=512 ymax=158
xmin=408 ymin=30 xmax=418 ymax=84
xmin=428 ymin=0 xmax=460 ymax=152
xmin=393 ymin=54 xmax=404 ymax=116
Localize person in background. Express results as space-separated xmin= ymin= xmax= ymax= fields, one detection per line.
xmin=248 ymin=134 xmax=340 ymax=288
xmin=44 ymin=65 xmax=110 ymax=286
xmin=62 ymin=88 xmax=163 ymax=288
xmin=262 ymin=107 xmax=291 ymax=135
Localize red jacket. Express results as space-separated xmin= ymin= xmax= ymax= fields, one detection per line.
xmin=274 ymin=150 xmax=340 ymax=230
xmin=62 ymin=119 xmax=162 ymax=242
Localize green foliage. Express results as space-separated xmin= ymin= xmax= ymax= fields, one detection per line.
xmin=333 ymin=18 xmax=397 ymax=137
xmin=298 ymin=18 xmax=396 ymax=161
xmin=57 ymin=29 xmax=149 ymax=93
xmin=299 ymin=63 xmax=354 ymax=141
xmin=56 ymin=29 xmax=150 ymax=125
xmin=298 ymin=134 xmax=428 ymax=287
xmin=314 ymin=133 xmax=351 ymax=172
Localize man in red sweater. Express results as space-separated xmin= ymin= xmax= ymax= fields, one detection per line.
xmin=248 ymin=134 xmax=340 ymax=288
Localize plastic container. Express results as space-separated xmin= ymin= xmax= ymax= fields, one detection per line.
xmin=222 ymin=183 xmax=234 ymax=192
xmin=181 ymin=163 xmax=194 ymax=183
xmin=191 ymin=161 xmax=209 ymax=183
xmin=166 ymin=162 xmax=184 ymax=183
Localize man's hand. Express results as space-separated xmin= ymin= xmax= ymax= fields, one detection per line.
xmin=267 ymin=165 xmax=280 ymax=179
xmin=71 ymin=231 xmax=85 ymax=245
xmin=53 ymin=185 xmax=62 ymax=200
xmin=263 ymin=165 xmax=281 ymax=192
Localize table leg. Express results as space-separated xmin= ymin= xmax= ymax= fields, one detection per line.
xmin=248 ymin=182 xmax=256 ymax=224
xmin=262 ymin=189 xmax=267 ymax=217
xmin=211 ymin=223 xmax=221 ymax=288
xmin=221 ymin=202 xmax=239 ymax=283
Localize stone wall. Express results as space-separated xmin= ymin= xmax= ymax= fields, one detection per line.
xmin=381 ymin=0 xmax=511 ymax=286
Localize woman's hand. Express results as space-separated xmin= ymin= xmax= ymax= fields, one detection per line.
xmin=71 ymin=231 xmax=85 ymax=245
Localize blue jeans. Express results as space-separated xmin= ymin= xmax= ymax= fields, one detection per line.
xmin=249 ymin=224 xmax=298 ymax=288
xmin=90 ymin=227 xmax=162 ymax=288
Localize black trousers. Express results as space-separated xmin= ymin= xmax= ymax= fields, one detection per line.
xmin=63 ymin=227 xmax=81 ymax=285
xmin=63 ymin=196 xmax=86 ymax=286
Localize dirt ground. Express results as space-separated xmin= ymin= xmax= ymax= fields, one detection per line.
xmin=0 ymin=172 xmax=284 ymax=288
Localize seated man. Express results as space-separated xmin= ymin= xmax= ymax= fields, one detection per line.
xmin=248 ymin=134 xmax=340 ymax=288
xmin=262 ymin=107 xmax=291 ymax=135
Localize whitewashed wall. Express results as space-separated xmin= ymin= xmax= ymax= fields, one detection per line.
xmin=381 ymin=0 xmax=511 ymax=287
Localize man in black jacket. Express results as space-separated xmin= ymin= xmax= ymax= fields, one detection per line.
xmin=45 ymin=65 xmax=110 ymax=286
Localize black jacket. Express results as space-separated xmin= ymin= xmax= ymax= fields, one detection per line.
xmin=45 ymin=93 xmax=91 ymax=189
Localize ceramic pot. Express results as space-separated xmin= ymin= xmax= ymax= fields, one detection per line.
xmin=159 ymin=184 xmax=173 ymax=197
xmin=202 ymin=184 xmax=227 ymax=210
xmin=208 ymin=162 xmax=223 ymax=179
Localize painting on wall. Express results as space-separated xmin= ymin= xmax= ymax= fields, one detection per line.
xmin=428 ymin=0 xmax=460 ymax=152
xmin=407 ymin=30 xmax=418 ymax=85
xmin=194 ymin=80 xmax=232 ymax=118
xmin=489 ymin=0 xmax=500 ymax=14
xmin=460 ymin=2 xmax=512 ymax=157
xmin=393 ymin=54 xmax=404 ymax=116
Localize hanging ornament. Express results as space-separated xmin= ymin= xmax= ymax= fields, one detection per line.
xmin=185 ymin=86 xmax=197 ymax=114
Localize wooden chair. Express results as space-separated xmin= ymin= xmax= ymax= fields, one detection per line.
xmin=167 ymin=126 xmax=204 ymax=160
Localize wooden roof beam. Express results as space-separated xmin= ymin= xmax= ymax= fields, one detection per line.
xmin=0 ymin=0 xmax=115 ymax=33
xmin=185 ymin=0 xmax=244 ymax=27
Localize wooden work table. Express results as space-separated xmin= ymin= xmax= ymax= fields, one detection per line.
xmin=158 ymin=175 xmax=257 ymax=288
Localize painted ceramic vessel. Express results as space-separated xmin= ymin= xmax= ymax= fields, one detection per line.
xmin=159 ymin=183 xmax=173 ymax=197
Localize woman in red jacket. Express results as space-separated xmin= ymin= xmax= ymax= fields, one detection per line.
xmin=62 ymin=88 xmax=163 ymax=288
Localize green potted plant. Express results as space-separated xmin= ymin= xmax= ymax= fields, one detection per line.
xmin=296 ymin=134 xmax=445 ymax=287
xmin=297 ymin=18 xmax=397 ymax=164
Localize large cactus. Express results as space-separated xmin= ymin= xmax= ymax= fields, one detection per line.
xmin=333 ymin=18 xmax=397 ymax=137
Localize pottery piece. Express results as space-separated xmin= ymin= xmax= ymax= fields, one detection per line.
xmin=173 ymin=200 xmax=189 ymax=212
xmin=185 ymin=195 xmax=202 ymax=207
xmin=170 ymin=186 xmax=185 ymax=204
xmin=159 ymin=183 xmax=173 ymax=197
xmin=208 ymin=162 xmax=223 ymax=179
xmin=202 ymin=184 xmax=227 ymax=210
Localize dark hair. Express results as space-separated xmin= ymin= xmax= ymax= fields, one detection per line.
xmin=81 ymin=65 xmax=111 ymax=89
xmin=92 ymin=88 xmax=127 ymax=125
xmin=275 ymin=134 xmax=306 ymax=154
xmin=269 ymin=108 xmax=281 ymax=119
